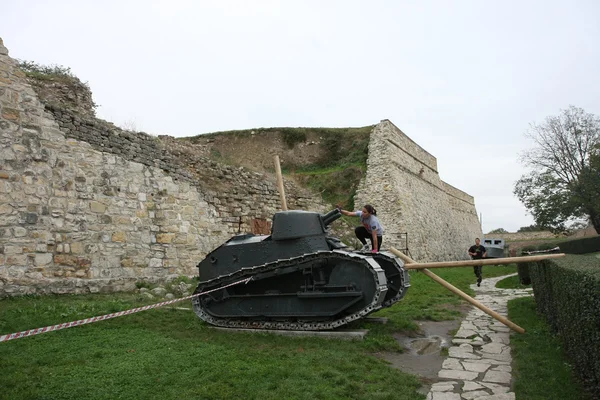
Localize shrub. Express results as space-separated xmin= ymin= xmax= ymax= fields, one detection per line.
xmin=517 ymin=245 xmax=536 ymax=285
xmin=529 ymin=254 xmax=600 ymax=397
xmin=17 ymin=60 xmax=77 ymax=81
xmin=556 ymin=235 xmax=600 ymax=254
xmin=280 ymin=129 xmax=307 ymax=148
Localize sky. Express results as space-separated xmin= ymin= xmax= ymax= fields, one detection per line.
xmin=3 ymin=0 xmax=599 ymax=233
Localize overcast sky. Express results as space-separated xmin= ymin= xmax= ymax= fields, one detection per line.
xmin=3 ymin=0 xmax=599 ymax=233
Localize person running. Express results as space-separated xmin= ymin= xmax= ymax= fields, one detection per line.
xmin=338 ymin=204 xmax=384 ymax=253
xmin=468 ymin=238 xmax=487 ymax=286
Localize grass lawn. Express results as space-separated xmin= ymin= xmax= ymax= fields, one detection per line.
xmin=508 ymin=297 xmax=586 ymax=400
xmin=0 ymin=264 xmax=517 ymax=400
xmin=495 ymin=274 xmax=531 ymax=289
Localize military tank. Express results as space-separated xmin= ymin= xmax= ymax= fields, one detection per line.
xmin=192 ymin=209 xmax=410 ymax=330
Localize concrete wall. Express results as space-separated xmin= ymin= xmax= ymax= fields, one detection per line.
xmin=355 ymin=120 xmax=482 ymax=261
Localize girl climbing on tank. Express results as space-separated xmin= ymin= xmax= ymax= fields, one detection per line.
xmin=337 ymin=204 xmax=384 ymax=253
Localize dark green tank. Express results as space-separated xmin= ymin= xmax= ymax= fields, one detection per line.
xmin=192 ymin=209 xmax=410 ymax=330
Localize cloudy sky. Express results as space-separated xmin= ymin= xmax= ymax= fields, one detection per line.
xmin=3 ymin=0 xmax=599 ymax=233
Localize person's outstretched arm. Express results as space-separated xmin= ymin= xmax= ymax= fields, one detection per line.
xmin=339 ymin=209 xmax=357 ymax=217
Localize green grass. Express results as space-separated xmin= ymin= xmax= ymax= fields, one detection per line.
xmin=495 ymin=274 xmax=531 ymax=289
xmin=0 ymin=265 xmax=517 ymax=400
xmin=374 ymin=265 xmax=517 ymax=331
xmin=508 ymin=297 xmax=587 ymax=400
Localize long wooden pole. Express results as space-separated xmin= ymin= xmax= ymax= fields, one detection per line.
xmin=389 ymin=247 xmax=526 ymax=334
xmin=403 ymin=253 xmax=565 ymax=270
xmin=273 ymin=155 xmax=288 ymax=211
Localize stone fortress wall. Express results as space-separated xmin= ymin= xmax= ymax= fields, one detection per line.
xmin=355 ymin=120 xmax=482 ymax=261
xmin=1 ymin=37 xmax=483 ymax=296
xmin=0 ymin=38 xmax=326 ymax=296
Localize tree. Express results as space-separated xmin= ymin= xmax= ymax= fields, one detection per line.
xmin=573 ymin=145 xmax=600 ymax=227
xmin=488 ymin=228 xmax=508 ymax=234
xmin=514 ymin=106 xmax=600 ymax=233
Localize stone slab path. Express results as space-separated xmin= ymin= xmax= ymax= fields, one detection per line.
xmin=426 ymin=273 xmax=532 ymax=400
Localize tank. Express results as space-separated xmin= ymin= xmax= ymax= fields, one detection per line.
xmin=192 ymin=209 xmax=410 ymax=330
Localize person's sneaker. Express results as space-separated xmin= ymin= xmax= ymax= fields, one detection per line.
xmin=477 ymin=277 xmax=482 ymax=287
xmin=360 ymin=244 xmax=370 ymax=252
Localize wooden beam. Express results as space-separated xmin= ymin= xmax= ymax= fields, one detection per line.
xmin=389 ymin=247 xmax=526 ymax=334
xmin=273 ymin=155 xmax=287 ymax=211
xmin=403 ymin=253 xmax=565 ymax=270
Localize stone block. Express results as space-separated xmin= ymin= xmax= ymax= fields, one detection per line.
xmin=462 ymin=381 xmax=484 ymax=391
xmin=34 ymin=253 xmax=53 ymax=266
xmin=438 ymin=369 xmax=479 ymax=380
xmin=480 ymin=382 xmax=510 ymax=394
xmin=13 ymin=227 xmax=27 ymax=237
xmin=6 ymin=254 xmax=27 ymax=265
xmin=481 ymin=342 xmax=507 ymax=354
xmin=462 ymin=362 xmax=490 ymax=373
xmin=430 ymin=381 xmax=456 ymax=392
xmin=89 ymin=201 xmax=107 ymax=213
xmin=156 ymin=233 xmax=175 ymax=243
xmin=112 ymin=231 xmax=127 ymax=242
xmin=54 ymin=254 xmax=78 ymax=266
xmin=483 ymin=370 xmax=511 ymax=384
xmin=428 ymin=391 xmax=461 ymax=400
xmin=70 ymin=242 xmax=84 ymax=254
xmin=4 ymin=245 xmax=23 ymax=255
xmin=441 ymin=358 xmax=463 ymax=370
xmin=477 ymin=394 xmax=515 ymax=400
xmin=1 ymin=107 xmax=20 ymax=121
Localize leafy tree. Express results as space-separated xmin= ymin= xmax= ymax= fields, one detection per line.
xmin=573 ymin=145 xmax=600 ymax=226
xmin=514 ymin=106 xmax=600 ymax=233
xmin=488 ymin=228 xmax=509 ymax=234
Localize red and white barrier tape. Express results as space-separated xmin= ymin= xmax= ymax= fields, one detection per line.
xmin=0 ymin=277 xmax=252 ymax=343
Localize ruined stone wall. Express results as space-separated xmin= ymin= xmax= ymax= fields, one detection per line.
xmin=0 ymin=38 xmax=326 ymax=296
xmin=355 ymin=120 xmax=482 ymax=262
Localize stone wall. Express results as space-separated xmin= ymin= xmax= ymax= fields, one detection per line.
xmin=486 ymin=231 xmax=558 ymax=242
xmin=355 ymin=120 xmax=482 ymax=261
xmin=0 ymin=38 xmax=326 ymax=296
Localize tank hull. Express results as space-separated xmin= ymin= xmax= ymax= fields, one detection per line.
xmin=192 ymin=210 xmax=410 ymax=330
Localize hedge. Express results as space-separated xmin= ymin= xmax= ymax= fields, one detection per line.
xmin=557 ymin=235 xmax=600 ymax=254
xmin=516 ymin=245 xmax=536 ymax=285
xmin=529 ymin=253 xmax=600 ymax=396
xmin=517 ymin=237 xmax=599 ymax=284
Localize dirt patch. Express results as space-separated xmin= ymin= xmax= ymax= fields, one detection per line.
xmin=376 ymin=319 xmax=462 ymax=392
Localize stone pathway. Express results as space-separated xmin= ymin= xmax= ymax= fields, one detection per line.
xmin=426 ymin=273 xmax=533 ymax=400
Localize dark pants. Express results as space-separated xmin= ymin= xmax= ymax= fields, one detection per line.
xmin=354 ymin=226 xmax=383 ymax=251
xmin=473 ymin=265 xmax=483 ymax=279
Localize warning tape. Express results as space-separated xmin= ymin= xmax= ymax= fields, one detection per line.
xmin=0 ymin=277 xmax=252 ymax=343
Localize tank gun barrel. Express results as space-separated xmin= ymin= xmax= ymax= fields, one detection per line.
xmin=321 ymin=208 xmax=342 ymax=227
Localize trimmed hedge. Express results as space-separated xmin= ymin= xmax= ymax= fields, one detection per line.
xmin=557 ymin=235 xmax=600 ymax=254
xmin=517 ymin=245 xmax=536 ymax=285
xmin=529 ymin=253 xmax=600 ymax=396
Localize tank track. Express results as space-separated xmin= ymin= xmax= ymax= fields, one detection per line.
xmin=371 ymin=251 xmax=411 ymax=308
xmin=192 ymin=250 xmax=409 ymax=331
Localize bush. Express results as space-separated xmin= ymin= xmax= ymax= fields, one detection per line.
xmin=557 ymin=235 xmax=600 ymax=254
xmin=280 ymin=129 xmax=307 ymax=148
xmin=517 ymin=245 xmax=536 ymax=285
xmin=529 ymin=254 xmax=600 ymax=397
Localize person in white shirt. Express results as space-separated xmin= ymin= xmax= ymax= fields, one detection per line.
xmin=338 ymin=204 xmax=384 ymax=253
